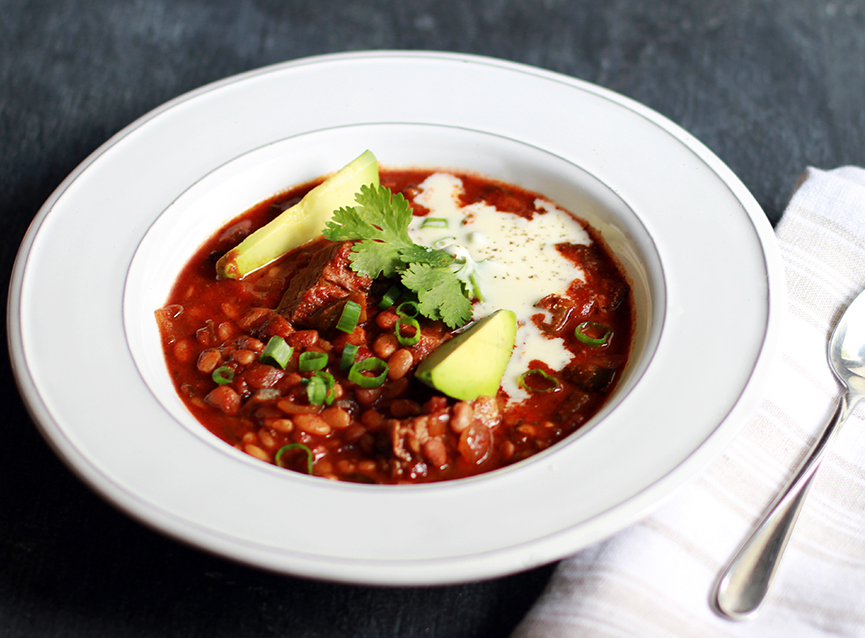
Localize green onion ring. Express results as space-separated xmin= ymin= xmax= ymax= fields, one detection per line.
xmin=395 ymin=315 xmax=421 ymax=346
xmin=275 ymin=443 xmax=314 ymax=475
xmin=259 ymin=336 xmax=293 ymax=368
xmin=212 ymin=366 xmax=234 ymax=385
xmin=339 ymin=343 xmax=359 ymax=372
xmin=469 ymin=273 xmax=484 ymax=302
xmin=348 ymin=357 xmax=389 ymax=388
xmin=298 ymin=351 xmax=328 ymax=372
xmin=318 ymin=371 xmax=336 ymax=405
xmin=574 ymin=321 xmax=612 ymax=346
xmin=420 ymin=217 xmax=448 ymax=229
xmin=378 ymin=284 xmax=402 ymax=309
xmin=518 ymin=368 xmax=562 ymax=393
xmin=395 ymin=300 xmax=419 ymax=317
xmin=304 ymin=371 xmax=335 ymax=406
xmin=303 ymin=376 xmax=325 ymax=405
xmin=432 ymin=236 xmax=457 ymax=249
xmin=336 ymin=300 xmax=362 ymax=333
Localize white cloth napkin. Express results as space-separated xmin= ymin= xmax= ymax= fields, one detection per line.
xmin=512 ymin=166 xmax=865 ymax=638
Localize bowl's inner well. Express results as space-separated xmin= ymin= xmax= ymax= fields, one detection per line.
xmin=124 ymin=123 xmax=665 ymax=469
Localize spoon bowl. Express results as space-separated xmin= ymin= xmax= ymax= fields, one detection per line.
xmin=712 ymin=287 xmax=865 ymax=620
xmin=832 ymin=291 xmax=865 ymax=391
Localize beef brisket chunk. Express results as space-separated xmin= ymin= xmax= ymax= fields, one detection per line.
xmin=276 ymin=241 xmax=372 ymax=331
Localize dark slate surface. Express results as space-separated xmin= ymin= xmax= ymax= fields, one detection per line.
xmin=2 ymin=1 xmax=864 ymax=636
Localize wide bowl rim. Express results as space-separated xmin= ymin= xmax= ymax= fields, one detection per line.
xmin=7 ymin=50 xmax=785 ymax=585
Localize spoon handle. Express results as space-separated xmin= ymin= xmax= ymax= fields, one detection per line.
xmin=712 ymin=390 xmax=860 ymax=620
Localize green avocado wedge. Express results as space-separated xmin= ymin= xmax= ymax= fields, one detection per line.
xmin=216 ymin=150 xmax=380 ymax=279
xmin=415 ymin=309 xmax=517 ymax=401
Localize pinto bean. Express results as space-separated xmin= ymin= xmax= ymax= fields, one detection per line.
xmin=257 ymin=428 xmax=277 ymax=449
xmin=357 ymin=459 xmax=377 ymax=473
xmin=217 ymin=321 xmax=236 ymax=341
xmin=360 ymin=409 xmax=385 ymax=429
xmin=232 ymin=349 xmax=255 ymax=365
xmin=381 ymin=377 xmax=409 ymax=400
xmin=450 ymin=401 xmax=472 ymax=433
xmin=196 ymin=348 xmax=222 ymax=374
xmin=242 ymin=363 xmax=285 ymax=389
xmin=172 ymin=339 xmax=193 ymax=363
xmin=336 ymin=459 xmax=357 ymax=475
xmin=458 ymin=423 xmax=492 ymax=465
xmin=237 ymin=336 xmax=265 ymax=352
xmin=389 ymin=399 xmax=422 ymax=418
xmin=320 ymin=406 xmax=351 ymax=429
xmin=387 ymin=349 xmax=414 ymax=380
xmin=372 ymin=333 xmax=399 ymax=359
xmin=376 ymin=310 xmax=398 ymax=329
xmin=244 ymin=444 xmax=270 ymax=461
xmin=293 ymin=413 xmax=332 ymax=436
xmin=471 ymin=395 xmax=502 ymax=429
xmin=355 ymin=386 xmax=382 ymax=407
xmin=265 ymin=418 xmax=294 ymax=433
xmin=205 ymin=385 xmax=240 ymax=415
xmin=277 ymin=396 xmax=321 ymax=414
xmin=342 ymin=424 xmax=366 ymax=443
xmin=423 ymin=438 xmax=449 ymax=469
xmin=195 ymin=320 xmax=216 ymax=346
xmin=220 ymin=302 xmax=241 ymax=319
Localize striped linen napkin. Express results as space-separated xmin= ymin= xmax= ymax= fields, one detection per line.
xmin=512 ymin=166 xmax=865 ymax=638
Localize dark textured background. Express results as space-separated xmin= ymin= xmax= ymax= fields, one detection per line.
xmin=3 ymin=1 xmax=864 ymax=636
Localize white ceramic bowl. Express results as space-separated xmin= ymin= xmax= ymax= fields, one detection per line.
xmin=8 ymin=52 xmax=783 ymax=585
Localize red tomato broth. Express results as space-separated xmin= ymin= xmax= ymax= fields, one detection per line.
xmin=156 ymin=169 xmax=633 ymax=484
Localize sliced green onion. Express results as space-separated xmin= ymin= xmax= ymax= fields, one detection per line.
xmin=469 ymin=273 xmax=484 ymax=302
xmin=395 ymin=315 xmax=421 ymax=346
xmin=275 ymin=443 xmax=314 ymax=475
xmin=298 ymin=351 xmax=328 ymax=372
xmin=432 ymin=236 xmax=457 ymax=249
xmin=378 ymin=284 xmax=402 ymax=309
xmin=212 ymin=366 xmax=234 ymax=385
xmin=259 ymin=336 xmax=293 ymax=368
xmin=396 ymin=300 xmax=419 ymax=317
xmin=518 ymin=368 xmax=562 ymax=393
xmin=340 ymin=343 xmax=359 ymax=372
xmin=305 ymin=375 xmax=326 ymax=405
xmin=574 ymin=321 xmax=612 ymax=346
xmin=304 ymin=371 xmax=336 ymax=406
xmin=348 ymin=357 xmax=389 ymax=388
xmin=420 ymin=217 xmax=448 ymax=229
xmin=336 ymin=300 xmax=362 ymax=333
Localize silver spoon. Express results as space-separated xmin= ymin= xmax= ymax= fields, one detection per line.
xmin=712 ymin=287 xmax=865 ymax=620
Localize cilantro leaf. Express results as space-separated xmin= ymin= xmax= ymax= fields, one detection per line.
xmin=321 ymin=183 xmax=476 ymax=328
xmin=323 ymin=184 xmax=414 ymax=243
xmin=347 ymin=238 xmax=403 ymax=278
xmin=323 ymin=185 xmax=414 ymax=277
xmin=398 ymin=244 xmax=454 ymax=268
xmin=401 ymin=262 xmax=473 ymax=329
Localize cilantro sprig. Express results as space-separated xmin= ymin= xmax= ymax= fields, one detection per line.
xmin=322 ymin=185 xmax=474 ymax=328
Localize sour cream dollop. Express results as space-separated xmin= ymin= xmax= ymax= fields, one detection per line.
xmin=407 ymin=173 xmax=592 ymax=402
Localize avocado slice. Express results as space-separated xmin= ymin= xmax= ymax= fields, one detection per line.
xmin=216 ymin=150 xmax=380 ymax=279
xmin=415 ymin=309 xmax=517 ymax=401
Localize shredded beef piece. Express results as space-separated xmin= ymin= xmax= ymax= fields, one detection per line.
xmin=411 ymin=320 xmax=451 ymax=361
xmin=276 ymin=241 xmax=372 ymax=331
xmin=536 ymin=294 xmax=581 ymax=334
xmin=563 ymin=362 xmax=616 ymax=393
xmin=555 ymin=388 xmax=591 ymax=425
xmin=236 ymin=307 xmax=295 ymax=341
xmin=470 ymin=395 xmax=503 ymax=429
